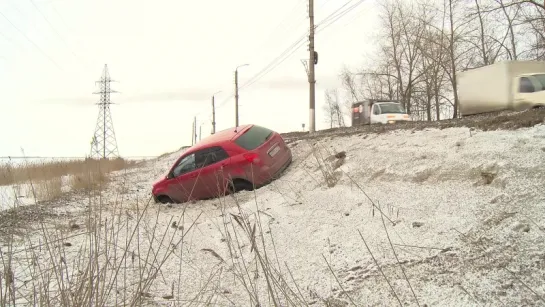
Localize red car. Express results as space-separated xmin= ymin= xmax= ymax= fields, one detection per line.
xmin=152 ymin=124 xmax=293 ymax=204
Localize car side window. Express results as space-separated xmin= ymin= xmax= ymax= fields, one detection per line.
xmin=195 ymin=146 xmax=229 ymax=168
xmin=172 ymin=153 xmax=196 ymax=177
xmin=519 ymin=77 xmax=535 ymax=93
xmin=373 ymin=105 xmax=381 ymax=115
xmin=207 ymin=147 xmax=229 ymax=164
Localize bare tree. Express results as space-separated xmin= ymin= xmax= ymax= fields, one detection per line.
xmin=421 ymin=0 xmax=472 ymax=118
xmin=381 ymin=0 xmax=404 ymax=105
xmin=518 ymin=3 xmax=545 ymax=59
xmin=475 ymin=0 xmax=491 ymax=64
xmin=501 ymin=0 xmax=545 ymax=11
xmin=496 ymin=0 xmax=522 ymax=59
xmin=323 ymin=89 xmax=346 ymax=128
xmin=340 ymin=0 xmax=545 ymax=121
xmin=399 ymin=1 xmax=428 ymax=114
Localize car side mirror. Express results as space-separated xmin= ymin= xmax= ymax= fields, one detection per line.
xmin=167 ymin=172 xmax=174 ymax=179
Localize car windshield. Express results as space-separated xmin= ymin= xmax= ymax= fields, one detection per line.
xmin=234 ymin=125 xmax=273 ymax=150
xmin=378 ymin=103 xmax=405 ymax=114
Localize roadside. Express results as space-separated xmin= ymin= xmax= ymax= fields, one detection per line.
xmin=281 ymin=108 xmax=545 ymax=143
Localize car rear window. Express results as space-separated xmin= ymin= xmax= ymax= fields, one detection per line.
xmin=234 ymin=125 xmax=273 ymax=150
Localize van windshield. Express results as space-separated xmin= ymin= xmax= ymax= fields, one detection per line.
xmin=531 ymin=74 xmax=545 ymax=91
xmin=378 ymin=103 xmax=405 ymax=114
xmin=234 ymin=125 xmax=273 ymax=150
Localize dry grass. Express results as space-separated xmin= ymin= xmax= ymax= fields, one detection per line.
xmin=312 ymin=146 xmax=344 ymax=188
xmin=0 ymin=157 xmax=134 ymax=186
xmin=69 ymin=170 xmax=109 ymax=192
xmin=28 ymin=178 xmax=63 ymax=202
xmin=0 ymin=163 xmax=308 ymax=306
xmin=0 ymin=196 xmax=198 ymax=306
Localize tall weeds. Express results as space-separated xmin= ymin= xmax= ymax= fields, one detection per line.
xmin=0 ymin=159 xmax=202 ymax=306
xmin=28 ymin=178 xmax=64 ymax=202
xmin=0 ymin=157 xmax=134 ymax=186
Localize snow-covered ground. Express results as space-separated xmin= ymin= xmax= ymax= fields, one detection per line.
xmin=2 ymin=125 xmax=545 ymax=306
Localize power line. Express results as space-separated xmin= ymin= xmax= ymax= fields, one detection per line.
xmin=0 ymin=10 xmax=63 ymax=70
xmin=321 ymin=0 xmax=353 ymax=19
xmin=199 ymin=0 xmax=308 ymax=114
xmin=248 ymin=0 xmax=307 ymax=61
xmin=190 ymin=0 xmax=367 ymax=127
xmin=27 ymin=0 xmax=81 ymax=61
xmin=231 ymin=0 xmax=347 ymax=92
xmin=316 ymin=0 xmax=354 ymax=28
xmin=1 ymin=1 xmax=94 ymax=71
xmin=338 ymin=1 xmax=368 ymax=28
xmin=317 ymin=0 xmax=366 ymax=34
xmin=237 ymin=1 xmax=364 ymax=92
xmin=239 ymin=33 xmax=308 ymax=90
xmin=241 ymin=38 xmax=307 ymax=90
xmin=0 ymin=29 xmax=17 ymax=47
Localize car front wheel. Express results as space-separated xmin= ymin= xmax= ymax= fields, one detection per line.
xmin=155 ymin=195 xmax=173 ymax=204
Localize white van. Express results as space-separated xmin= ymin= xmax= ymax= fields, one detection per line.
xmin=351 ymin=100 xmax=411 ymax=125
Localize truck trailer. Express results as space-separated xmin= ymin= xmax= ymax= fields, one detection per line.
xmin=351 ymin=100 xmax=411 ymax=126
xmin=457 ymin=60 xmax=545 ymax=116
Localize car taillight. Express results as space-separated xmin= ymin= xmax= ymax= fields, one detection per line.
xmin=243 ymin=152 xmax=259 ymax=163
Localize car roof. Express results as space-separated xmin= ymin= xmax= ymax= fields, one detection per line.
xmin=188 ymin=124 xmax=253 ymax=152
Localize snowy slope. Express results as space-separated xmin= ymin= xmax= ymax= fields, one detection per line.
xmin=4 ymin=125 xmax=545 ymax=306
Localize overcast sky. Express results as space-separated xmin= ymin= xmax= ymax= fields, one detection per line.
xmin=0 ymin=0 xmax=379 ymax=158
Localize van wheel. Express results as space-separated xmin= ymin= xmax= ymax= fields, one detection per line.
xmin=156 ymin=195 xmax=173 ymax=204
xmin=229 ymin=179 xmax=254 ymax=193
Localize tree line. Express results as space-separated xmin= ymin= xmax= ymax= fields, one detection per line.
xmin=323 ymin=0 xmax=545 ymax=127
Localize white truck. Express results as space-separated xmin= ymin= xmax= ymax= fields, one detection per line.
xmin=457 ymin=60 xmax=545 ymax=116
xmin=351 ymin=100 xmax=411 ymax=126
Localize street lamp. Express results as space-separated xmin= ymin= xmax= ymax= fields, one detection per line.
xmin=235 ymin=64 xmax=249 ymax=128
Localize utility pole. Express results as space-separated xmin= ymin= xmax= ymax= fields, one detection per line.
xmin=199 ymin=125 xmax=202 ymax=141
xmin=234 ymin=64 xmax=249 ymax=128
xmin=211 ymin=96 xmax=216 ymax=134
xmin=308 ymin=0 xmax=316 ymax=133
xmin=191 ymin=117 xmax=194 ymax=146
xmin=235 ymin=70 xmax=239 ymax=128
xmin=194 ymin=117 xmax=197 ymax=145
xmin=211 ymin=91 xmax=221 ymax=134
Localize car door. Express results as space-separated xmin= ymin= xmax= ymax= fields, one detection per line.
xmin=166 ymin=153 xmax=200 ymax=202
xmin=370 ymin=104 xmax=382 ymax=124
xmin=194 ymin=146 xmax=231 ymax=199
